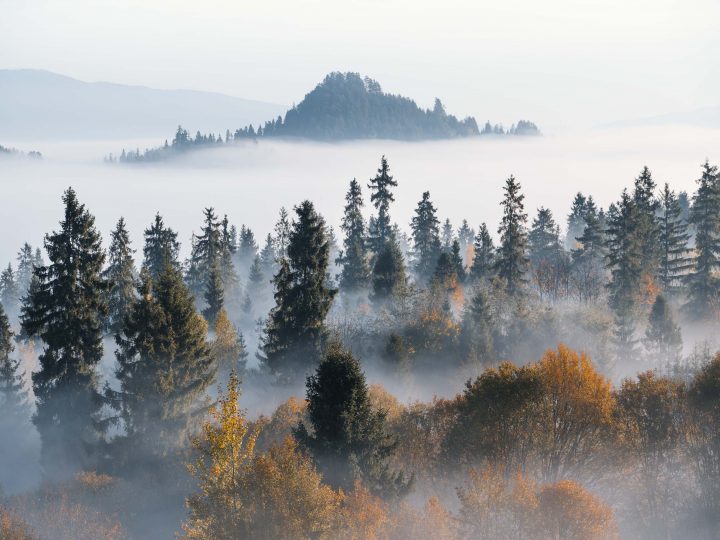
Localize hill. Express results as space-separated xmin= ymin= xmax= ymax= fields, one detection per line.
xmin=0 ymin=69 xmax=286 ymax=141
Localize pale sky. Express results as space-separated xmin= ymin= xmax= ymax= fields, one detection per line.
xmin=2 ymin=0 xmax=719 ymax=131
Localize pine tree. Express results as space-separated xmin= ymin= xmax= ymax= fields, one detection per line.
xmin=337 ymin=179 xmax=371 ymax=292
xmin=370 ymin=238 xmax=407 ymax=305
xmin=686 ymin=161 xmax=720 ymax=319
xmin=102 ymin=217 xmax=136 ymax=335
xmin=15 ymin=243 xmax=35 ymax=296
xmin=188 ymin=208 xmax=223 ymax=300
xmin=470 ymin=223 xmax=495 ymax=282
xmin=274 ymin=207 xmax=291 ymax=259
xmin=0 ymin=263 xmax=18 ymax=312
xmin=450 ymin=239 xmax=466 ymax=282
xmin=457 ymin=219 xmax=475 ymax=264
xmin=219 ymin=215 xmax=241 ymax=306
xmin=633 ymin=166 xmax=661 ymax=278
xmin=143 ymin=212 xmax=180 ymax=280
xmin=494 ymin=176 xmax=529 ymax=296
xmin=203 ymin=262 xmax=224 ymax=326
xmin=259 ymin=201 xmax=337 ymax=381
xmin=0 ymin=302 xmax=28 ymax=420
xmin=410 ymin=191 xmax=441 ymax=283
xmin=21 ymin=188 xmax=107 ymax=477
xmin=566 ymin=192 xmax=588 ymax=249
xmin=367 ymin=156 xmax=398 ymax=254
xmin=658 ymin=183 xmax=690 ymax=293
xmin=112 ymin=265 xmax=215 ymax=463
xmin=644 ymin=295 xmax=682 ymax=366
xmin=295 ymin=342 xmax=409 ymax=497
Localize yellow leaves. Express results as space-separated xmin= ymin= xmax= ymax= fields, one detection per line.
xmin=339 ymin=481 xmax=390 ymax=540
xmin=638 ymin=272 xmax=661 ymax=306
xmin=368 ymin=384 xmax=405 ymax=423
xmin=74 ymin=471 xmax=114 ymax=492
xmin=0 ymin=507 xmax=35 ymax=540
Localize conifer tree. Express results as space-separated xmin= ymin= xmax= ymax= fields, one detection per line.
xmin=470 ymin=223 xmax=495 ymax=282
xmin=203 ymin=262 xmax=224 ymax=326
xmin=102 ymin=217 xmax=136 ymax=335
xmin=0 ymin=264 xmax=18 ymax=312
xmin=238 ymin=225 xmax=258 ymax=270
xmin=644 ymin=295 xmax=682 ymax=366
xmin=458 ymin=287 xmax=495 ymax=366
xmin=441 ymin=218 xmax=454 ymax=251
xmin=259 ymin=201 xmax=336 ymax=381
xmin=260 ymin=233 xmax=277 ymax=276
xmin=571 ymin=200 xmax=606 ymax=302
xmin=21 ymin=188 xmax=107 ymax=477
xmin=450 ymin=239 xmax=466 ymax=282
xmin=0 ymin=302 xmax=28 ymax=420
xmin=112 ymin=265 xmax=215 ymax=462
xmin=457 ymin=219 xmax=475 ymax=262
xmin=686 ymin=161 xmax=720 ymax=319
xmin=529 ymin=207 xmax=562 ymax=267
xmin=494 ymin=176 xmax=529 ymax=296
xmin=274 ymin=207 xmax=291 ymax=259
xmin=218 ymin=215 xmax=241 ymax=305
xmin=566 ymin=192 xmax=588 ymax=249
xmin=633 ymin=166 xmax=661 ymax=277
xmin=370 ymin=238 xmax=407 ymax=305
xmin=410 ymin=191 xmax=441 ymax=283
xmin=143 ymin=212 xmax=180 ymax=280
xmin=295 ymin=342 xmax=409 ymax=497
xmin=658 ymin=183 xmax=690 ymax=293
xmin=188 ymin=208 xmax=223 ymax=300
xmin=337 ymin=179 xmax=371 ymax=292
xmin=367 ymin=156 xmax=398 ymax=254
xmin=15 ymin=243 xmax=35 ymax=296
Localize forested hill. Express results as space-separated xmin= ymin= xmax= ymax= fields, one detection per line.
xmin=112 ymin=72 xmax=540 ymax=162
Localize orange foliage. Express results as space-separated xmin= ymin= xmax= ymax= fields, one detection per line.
xmin=368 ymin=384 xmax=406 ymax=423
xmin=0 ymin=507 xmax=36 ymax=540
xmin=253 ymin=395 xmax=308 ymax=451
xmin=339 ymin=481 xmax=390 ymax=540
xmin=638 ymin=272 xmax=661 ymax=306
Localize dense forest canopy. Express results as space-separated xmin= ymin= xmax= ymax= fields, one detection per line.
xmin=3 ymin=156 xmax=720 ymax=539
xmin=110 ymin=72 xmax=540 ymax=163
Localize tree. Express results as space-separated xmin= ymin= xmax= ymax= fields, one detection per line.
xmin=470 ymin=223 xmax=495 ymax=282
xmin=112 ymin=265 xmax=215 ymax=465
xmin=143 ymin=213 xmax=180 ymax=280
xmin=21 ymin=188 xmax=107 ymax=478
xmin=259 ymin=233 xmax=277 ymax=276
xmin=657 ymin=183 xmax=690 ymax=293
xmin=273 ymin=207 xmax=291 ymax=259
xmin=529 ymin=207 xmax=565 ymax=299
xmin=102 ymin=217 xmax=136 ymax=335
xmin=571 ymin=201 xmax=606 ymax=303
xmin=441 ymin=218 xmax=454 ymax=251
xmin=370 ymin=238 xmax=407 ymax=305
xmin=210 ymin=309 xmax=247 ymax=382
xmin=259 ymin=201 xmax=336 ymax=382
xmin=457 ymin=219 xmax=475 ymax=261
xmin=566 ymin=192 xmax=587 ymax=249
xmin=367 ymin=156 xmax=398 ymax=254
xmin=458 ymin=287 xmax=496 ymax=367
xmin=187 ymin=208 xmax=223 ymax=301
xmin=295 ymin=342 xmax=409 ymax=498
xmin=633 ymin=166 xmax=661 ymax=278
xmin=337 ymin=179 xmax=371 ymax=292
xmin=643 ymin=295 xmax=682 ymax=366
xmin=15 ymin=243 xmax=36 ymax=296
xmin=202 ymin=262 xmax=224 ymax=326
xmin=494 ymin=176 xmax=529 ymax=296
xmin=237 ymin=225 xmax=258 ymax=270
xmin=686 ymin=161 xmax=720 ymax=319
xmin=0 ymin=263 xmax=18 ymax=312
xmin=0 ymin=302 xmax=28 ymax=420
xmin=411 ymin=191 xmax=442 ymax=283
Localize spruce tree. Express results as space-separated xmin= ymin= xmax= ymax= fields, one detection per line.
xmin=238 ymin=225 xmax=258 ymax=270
xmin=470 ymin=223 xmax=495 ymax=282
xmin=103 ymin=217 xmax=136 ymax=335
xmin=571 ymin=200 xmax=606 ymax=302
xmin=370 ymin=238 xmax=407 ymax=305
xmin=686 ymin=161 xmax=720 ymax=319
xmin=15 ymin=243 xmax=35 ymax=296
xmin=188 ymin=208 xmax=223 ymax=300
xmin=260 ymin=233 xmax=277 ymax=276
xmin=0 ymin=263 xmax=18 ymax=312
xmin=259 ymin=201 xmax=337 ymax=381
xmin=658 ymin=183 xmax=690 ymax=293
xmin=633 ymin=166 xmax=661 ymax=278
xmin=494 ymin=176 xmax=529 ymax=296
xmin=528 ymin=207 xmax=562 ymax=267
xmin=644 ymin=295 xmax=682 ymax=366
xmin=112 ymin=265 xmax=215 ymax=464
xmin=0 ymin=302 xmax=28 ymax=420
xmin=457 ymin=219 xmax=475 ymax=254
xmin=274 ymin=207 xmax=291 ymax=259
xmin=410 ymin=191 xmax=441 ymax=283
xmin=143 ymin=212 xmax=180 ymax=280
xmin=337 ymin=179 xmax=371 ymax=292
xmin=295 ymin=342 xmax=409 ymax=497
xmin=203 ymin=262 xmax=224 ymax=326
xmin=458 ymin=287 xmax=495 ymax=366
xmin=450 ymin=239 xmax=466 ymax=282
xmin=367 ymin=156 xmax=398 ymax=254
xmin=441 ymin=218 xmax=454 ymax=251
xmin=21 ymin=188 xmax=107 ymax=477
xmin=566 ymin=192 xmax=587 ymax=249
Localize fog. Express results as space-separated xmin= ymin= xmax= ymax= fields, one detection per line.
xmin=2 ymin=125 xmax=719 ymax=267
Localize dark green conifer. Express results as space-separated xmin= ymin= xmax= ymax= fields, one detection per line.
xmin=367 ymin=156 xmax=398 ymax=254
xmin=658 ymin=183 xmax=690 ymax=293
xmin=0 ymin=264 xmax=18 ymax=312
xmin=566 ymin=192 xmax=587 ymax=249
xmin=371 ymin=239 xmax=407 ymax=305
xmin=337 ymin=179 xmax=371 ymax=292
xmin=143 ymin=213 xmax=180 ymax=280
xmin=644 ymin=295 xmax=682 ymax=366
xmin=103 ymin=217 xmax=136 ymax=335
xmin=0 ymin=302 xmax=28 ymax=419
xmin=470 ymin=223 xmax=495 ymax=282
xmin=410 ymin=191 xmax=441 ymax=283
xmin=494 ymin=176 xmax=529 ymax=296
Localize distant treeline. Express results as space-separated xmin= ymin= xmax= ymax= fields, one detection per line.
xmin=0 ymin=144 xmax=42 ymax=159
xmin=108 ymin=72 xmax=540 ymax=163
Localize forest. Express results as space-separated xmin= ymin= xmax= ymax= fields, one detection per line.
xmin=1 ymin=156 xmax=720 ymax=540
xmin=109 ymin=73 xmax=539 ymax=163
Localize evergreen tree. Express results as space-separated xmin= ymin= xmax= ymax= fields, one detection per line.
xmin=410 ymin=191 xmax=441 ymax=283
xmin=370 ymin=238 xmax=407 ymax=305
xmin=143 ymin=213 xmax=180 ymax=280
xmin=566 ymin=192 xmax=587 ymax=249
xmin=295 ymin=342 xmax=409 ymax=497
xmin=644 ymin=295 xmax=682 ymax=366
xmin=494 ymin=176 xmax=529 ymax=296
xmin=337 ymin=179 xmax=371 ymax=292
xmin=238 ymin=225 xmax=258 ymax=269
xmin=21 ymin=188 xmax=107 ymax=477
xmin=259 ymin=233 xmax=277 ymax=276
xmin=188 ymin=208 xmax=223 ymax=300
xmin=367 ymin=156 xmax=398 ymax=254
xmin=102 ymin=217 xmax=136 ymax=335
xmin=0 ymin=302 xmax=28 ymax=420
xmin=203 ymin=262 xmax=224 ymax=326
xmin=112 ymin=265 xmax=215 ymax=464
xmin=658 ymin=183 xmax=690 ymax=293
xmin=441 ymin=218 xmax=454 ymax=251
xmin=458 ymin=287 xmax=495 ymax=366
xmin=450 ymin=239 xmax=466 ymax=282
xmin=15 ymin=243 xmax=35 ymax=296
xmin=457 ymin=219 xmax=475 ymax=263
xmin=633 ymin=166 xmax=661 ymax=278
xmin=686 ymin=161 xmax=720 ymax=319
xmin=0 ymin=263 xmax=18 ymax=312
xmin=274 ymin=207 xmax=291 ymax=259
xmin=571 ymin=200 xmax=606 ymax=302
xmin=529 ymin=207 xmax=562 ymax=266
xmin=470 ymin=223 xmax=495 ymax=282
xmin=259 ymin=201 xmax=337 ymax=382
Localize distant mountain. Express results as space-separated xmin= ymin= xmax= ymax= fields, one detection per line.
xmin=0 ymin=69 xmax=286 ymax=140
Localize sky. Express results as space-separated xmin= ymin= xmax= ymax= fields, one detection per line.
xmin=2 ymin=0 xmax=719 ymax=131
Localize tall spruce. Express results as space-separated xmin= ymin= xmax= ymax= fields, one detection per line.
xmin=686 ymin=161 xmax=720 ymax=319
xmin=410 ymin=191 xmax=442 ymax=283
xmin=633 ymin=166 xmax=661 ymax=278
xmin=367 ymin=155 xmax=398 ymax=254
xmin=0 ymin=264 xmax=18 ymax=312
xmin=187 ymin=208 xmax=223 ymax=301
xmin=295 ymin=342 xmax=409 ymax=497
xmin=470 ymin=223 xmax=495 ymax=282
xmin=259 ymin=201 xmax=337 ymax=381
xmin=202 ymin=262 xmax=224 ymax=326
xmin=21 ymin=188 xmax=107 ymax=477
xmin=494 ymin=175 xmax=529 ymax=296
xmin=458 ymin=287 xmax=495 ymax=366
xmin=644 ymin=295 xmax=682 ymax=366
xmin=102 ymin=217 xmax=136 ymax=335
xmin=571 ymin=199 xmax=606 ymax=302
xmin=0 ymin=302 xmax=28 ymax=420
xmin=371 ymin=238 xmax=408 ymax=305
xmin=566 ymin=192 xmax=588 ymax=249
xmin=441 ymin=218 xmax=454 ymax=251
xmin=528 ymin=207 xmax=562 ymax=267
xmin=237 ymin=225 xmax=258 ymax=270
xmin=658 ymin=183 xmax=690 ymax=293
xmin=337 ymin=179 xmax=371 ymax=292
xmin=260 ymin=233 xmax=277 ymax=275
xmin=274 ymin=207 xmax=291 ymax=259
xmin=112 ymin=265 xmax=215 ymax=464
xmin=15 ymin=243 xmax=36 ymax=296
xmin=143 ymin=213 xmax=180 ymax=280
